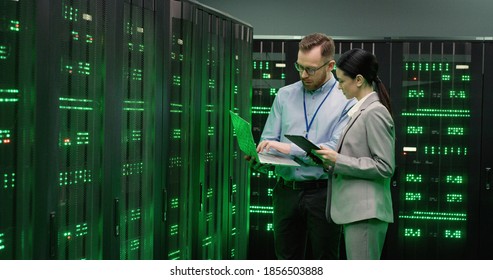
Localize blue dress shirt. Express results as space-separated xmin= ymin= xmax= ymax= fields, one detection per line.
xmin=260 ymin=77 xmax=355 ymax=181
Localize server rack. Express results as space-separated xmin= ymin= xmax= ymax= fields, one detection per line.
xmin=393 ymin=41 xmax=484 ymax=259
xmin=1 ymin=0 xmax=252 ymax=260
xmin=227 ymin=21 xmax=253 ymax=260
xmin=478 ymin=42 xmax=493 ymax=259
xmin=164 ymin=0 xmax=252 ymax=260
xmin=0 ymin=0 xmax=35 ymax=260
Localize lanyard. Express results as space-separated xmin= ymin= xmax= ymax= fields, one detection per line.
xmin=303 ymin=81 xmax=337 ymax=138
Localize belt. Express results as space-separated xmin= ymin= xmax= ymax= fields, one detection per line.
xmin=278 ymin=178 xmax=327 ymax=190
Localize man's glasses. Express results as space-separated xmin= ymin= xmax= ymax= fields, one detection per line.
xmin=294 ymin=61 xmax=330 ymax=75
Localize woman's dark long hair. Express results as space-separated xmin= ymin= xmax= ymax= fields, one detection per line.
xmin=337 ymin=48 xmax=392 ymax=115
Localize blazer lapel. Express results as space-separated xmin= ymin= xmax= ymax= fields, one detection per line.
xmin=336 ymin=93 xmax=380 ymax=153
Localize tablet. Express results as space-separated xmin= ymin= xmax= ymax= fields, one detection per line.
xmin=284 ymin=134 xmax=323 ymax=164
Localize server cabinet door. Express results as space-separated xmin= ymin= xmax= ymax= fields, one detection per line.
xmin=227 ymin=22 xmax=252 ymax=260
xmin=249 ymin=40 xmax=291 ymax=259
xmin=190 ymin=9 xmax=226 ymax=260
xmin=395 ymin=41 xmax=483 ymax=259
xmin=164 ymin=0 xmax=194 ymax=260
xmin=118 ymin=2 xmax=156 ymax=260
xmin=0 ymin=0 xmax=35 ymax=260
xmin=53 ymin=0 xmax=106 ymax=260
xmin=478 ymin=42 xmax=493 ymax=259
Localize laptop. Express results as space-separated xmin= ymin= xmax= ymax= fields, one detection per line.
xmin=229 ymin=111 xmax=300 ymax=166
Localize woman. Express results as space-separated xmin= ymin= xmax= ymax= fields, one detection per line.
xmin=313 ymin=48 xmax=395 ymax=260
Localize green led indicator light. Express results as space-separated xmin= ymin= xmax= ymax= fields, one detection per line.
xmin=3 ymin=173 xmax=15 ymax=189
xmin=262 ymin=73 xmax=271 ymax=79
xmin=72 ymin=31 xmax=79 ymax=40
xmin=270 ymin=88 xmax=277 ymax=96
xmin=76 ymin=132 xmax=89 ymax=145
xmin=130 ymin=130 xmax=142 ymax=141
xmin=404 ymin=228 xmax=421 ymax=237
xmin=0 ymin=98 xmax=18 ymax=102
xmin=449 ymin=90 xmax=466 ymax=99
xmin=253 ymin=61 xmax=257 ymax=70
xmin=172 ymin=75 xmax=181 ymax=86
xmin=63 ymin=232 xmax=72 ymax=240
xmin=405 ymin=192 xmax=421 ymax=201
xmin=130 ymin=239 xmax=140 ymax=251
xmin=168 ymin=250 xmax=181 ymax=260
xmin=399 ymin=211 xmax=467 ymax=221
xmin=122 ymin=162 xmax=143 ymax=176
xmin=123 ymin=100 xmax=144 ymax=111
xmin=130 ymin=209 xmax=141 ymax=221
xmin=59 ymin=170 xmax=92 ymax=187
xmin=0 ymin=45 xmax=9 ymax=60
xmin=130 ymin=68 xmax=142 ymax=81
xmin=265 ymin=61 xmax=270 ymax=70
xmin=448 ymin=127 xmax=464 ymax=135
xmin=202 ymin=236 xmax=212 ymax=247
xmin=126 ymin=22 xmax=134 ymax=35
xmin=169 ymin=156 xmax=182 ymax=167
xmin=445 ymin=230 xmax=462 ymax=239
xmin=424 ymin=146 xmax=467 ymax=156
xmin=251 ymin=106 xmax=271 ymax=115
xmin=63 ymin=62 xmax=91 ymax=75
xmin=0 ymin=130 xmax=12 ymax=145
xmin=406 ymin=174 xmax=422 ymax=182
xmin=0 ymin=89 xmax=18 ymax=93
xmin=442 ymin=74 xmax=451 ymax=81
xmin=462 ymin=75 xmax=470 ymax=81
xmin=267 ymin=223 xmax=274 ymax=231
xmin=208 ymin=126 xmax=214 ymax=136
xmin=75 ymin=223 xmax=88 ymax=237
xmin=129 ymin=42 xmax=143 ymax=51
xmin=281 ymin=73 xmax=285 ymax=79
xmin=206 ymin=188 xmax=214 ymax=199
xmin=446 ymin=193 xmax=463 ymax=202
xmin=9 ymin=20 xmax=20 ymax=31
xmin=407 ymin=126 xmax=423 ymax=134
xmin=408 ymin=89 xmax=424 ymax=98
xmin=208 ymin=79 xmax=215 ymax=89
xmin=171 ymin=198 xmax=179 ymax=208
xmin=205 ymin=104 xmax=214 ymax=113
xmin=170 ymin=103 xmax=183 ymax=113
xmin=0 ymin=232 xmax=4 ymax=250
xmin=402 ymin=108 xmax=470 ymax=118
xmin=63 ymin=6 xmax=79 ymax=21
xmin=86 ymin=35 xmax=93 ymax=44
xmin=250 ymin=205 xmax=274 ymax=214
xmin=170 ymin=224 xmax=179 ymax=235
xmin=446 ymin=175 xmax=463 ymax=184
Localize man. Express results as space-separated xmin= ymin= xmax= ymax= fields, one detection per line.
xmin=249 ymin=33 xmax=355 ymax=259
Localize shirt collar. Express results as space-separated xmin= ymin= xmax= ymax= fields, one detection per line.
xmin=305 ymin=76 xmax=337 ymax=95
xmin=347 ymin=91 xmax=375 ymax=118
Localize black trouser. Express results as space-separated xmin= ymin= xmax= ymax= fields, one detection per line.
xmin=272 ymin=179 xmax=342 ymax=260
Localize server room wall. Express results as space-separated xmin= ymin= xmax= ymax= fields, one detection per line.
xmin=0 ymin=0 xmax=252 ymax=260
xmin=198 ymin=0 xmax=493 ymax=38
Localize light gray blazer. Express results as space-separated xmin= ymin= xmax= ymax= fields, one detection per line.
xmin=326 ymin=92 xmax=395 ymax=224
